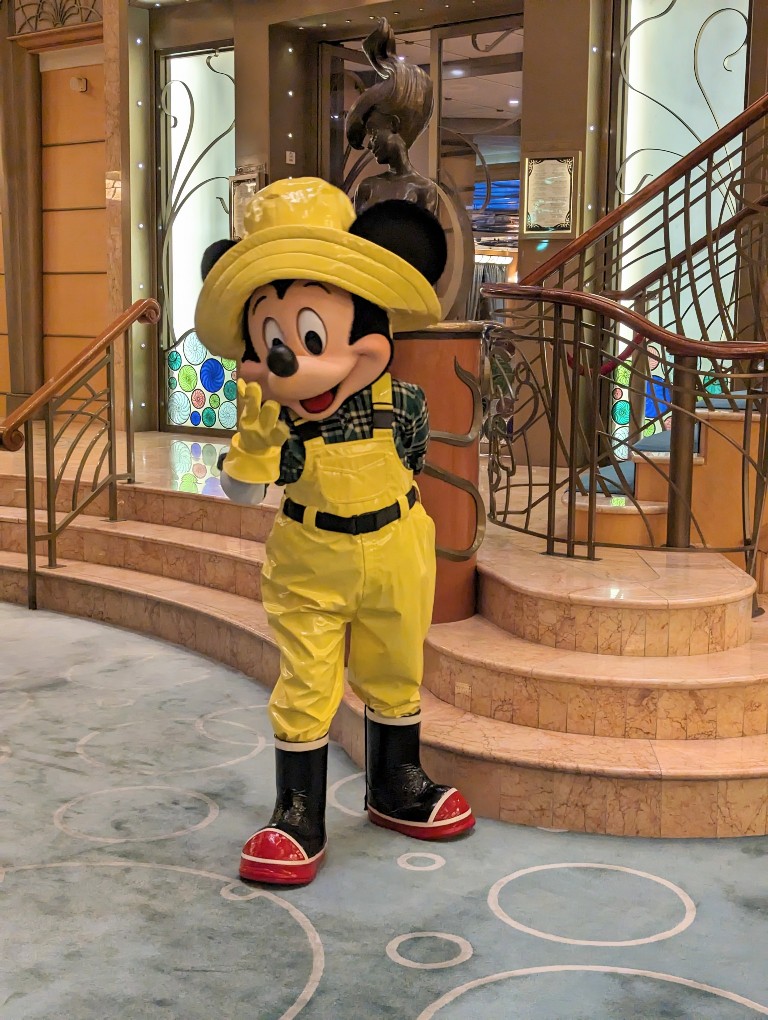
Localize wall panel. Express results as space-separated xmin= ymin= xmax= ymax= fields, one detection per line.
xmin=43 ymin=275 xmax=109 ymax=337
xmin=43 ymin=210 xmax=108 ymax=273
xmin=42 ymin=142 xmax=107 ymax=210
xmin=42 ymin=59 xmax=107 ymax=390
xmin=42 ymin=65 xmax=106 ymax=146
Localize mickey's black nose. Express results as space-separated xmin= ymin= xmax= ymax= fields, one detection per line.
xmin=267 ymin=343 xmax=298 ymax=378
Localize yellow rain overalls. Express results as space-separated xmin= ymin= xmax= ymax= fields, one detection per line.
xmin=261 ymin=373 xmax=436 ymax=743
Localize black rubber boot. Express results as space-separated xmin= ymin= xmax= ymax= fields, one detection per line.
xmin=239 ymin=738 xmax=328 ymax=885
xmin=365 ymin=709 xmax=475 ymax=840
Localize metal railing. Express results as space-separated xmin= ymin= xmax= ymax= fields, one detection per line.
xmin=0 ymin=299 xmax=161 ymax=609
xmin=478 ymin=91 xmax=768 ymax=587
xmin=481 ymin=286 xmax=768 ymax=582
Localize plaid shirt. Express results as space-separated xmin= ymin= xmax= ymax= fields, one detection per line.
xmin=277 ymin=379 xmax=429 ymax=485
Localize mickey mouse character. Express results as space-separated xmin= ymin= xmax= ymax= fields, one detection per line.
xmin=195 ymin=177 xmax=475 ymax=886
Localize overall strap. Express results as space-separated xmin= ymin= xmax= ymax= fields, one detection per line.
xmin=289 ymin=412 xmax=324 ymax=444
xmin=371 ymin=373 xmax=395 ymax=431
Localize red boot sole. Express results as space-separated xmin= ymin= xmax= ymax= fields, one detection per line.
xmin=368 ymin=806 xmax=475 ymax=840
xmin=239 ymin=851 xmax=324 ymax=886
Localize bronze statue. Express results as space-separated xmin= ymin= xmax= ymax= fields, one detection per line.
xmin=346 ymin=19 xmax=438 ymax=215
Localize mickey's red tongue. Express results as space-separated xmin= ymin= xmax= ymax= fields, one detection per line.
xmin=300 ymin=390 xmax=335 ymax=414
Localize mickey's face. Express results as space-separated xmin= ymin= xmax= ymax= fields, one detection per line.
xmin=238 ymin=280 xmax=392 ymax=421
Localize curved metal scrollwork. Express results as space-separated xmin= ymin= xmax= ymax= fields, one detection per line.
xmin=617 ymin=2 xmax=748 ymax=198
xmin=14 ymin=0 xmax=101 ymax=34
xmin=426 ymin=355 xmax=486 ymax=562
xmin=159 ymin=52 xmax=235 ymax=352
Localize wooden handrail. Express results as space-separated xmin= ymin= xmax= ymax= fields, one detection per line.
xmin=521 ymin=91 xmax=768 ymax=287
xmin=481 ymin=283 xmax=768 ymax=359
xmin=0 ymin=298 xmax=160 ymax=453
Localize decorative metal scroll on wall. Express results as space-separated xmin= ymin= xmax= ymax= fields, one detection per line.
xmin=14 ymin=0 xmax=102 ymax=34
xmin=427 ymin=354 xmax=486 ymax=562
xmin=617 ymin=1 xmax=750 ymax=198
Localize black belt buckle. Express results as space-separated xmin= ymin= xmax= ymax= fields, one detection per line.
xmin=284 ymin=488 xmax=415 ymax=535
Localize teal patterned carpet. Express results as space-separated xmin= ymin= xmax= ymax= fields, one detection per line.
xmin=2 ymin=603 xmax=768 ymax=1019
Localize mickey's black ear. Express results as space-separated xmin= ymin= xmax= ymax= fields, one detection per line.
xmin=349 ymin=201 xmax=447 ymax=284
xmin=201 ymin=239 xmax=238 ymax=281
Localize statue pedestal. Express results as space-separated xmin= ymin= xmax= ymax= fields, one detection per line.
xmin=392 ymin=323 xmax=484 ymax=624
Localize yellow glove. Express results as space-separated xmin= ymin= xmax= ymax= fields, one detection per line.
xmin=222 ymin=379 xmax=291 ymax=484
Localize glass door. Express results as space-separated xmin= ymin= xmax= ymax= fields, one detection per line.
xmin=156 ymin=46 xmax=237 ymax=436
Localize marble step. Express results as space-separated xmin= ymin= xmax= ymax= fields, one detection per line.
xmin=7 ymin=503 xmax=760 ymax=740
xmin=1 ymin=551 xmax=768 ymax=838
xmin=478 ymin=535 xmax=755 ymax=656
xmin=0 ymin=505 xmax=265 ymax=602
xmin=1 ymin=470 xmax=756 ymax=657
xmin=425 ymin=614 xmax=767 ymax=740
xmin=631 ymin=453 xmax=706 ymax=503
xmin=0 ymin=473 xmax=278 ymax=544
xmin=568 ymin=492 xmax=668 ymax=547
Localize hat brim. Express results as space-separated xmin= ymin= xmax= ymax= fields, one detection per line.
xmin=195 ymin=225 xmax=442 ymax=362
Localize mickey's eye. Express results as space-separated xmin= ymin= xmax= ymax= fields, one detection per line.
xmin=263 ymin=317 xmax=285 ymax=350
xmin=297 ymin=309 xmax=327 ymax=356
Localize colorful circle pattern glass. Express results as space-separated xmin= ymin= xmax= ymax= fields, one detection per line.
xmin=166 ymin=332 xmax=238 ymax=431
xmin=611 ymin=346 xmax=670 ymax=458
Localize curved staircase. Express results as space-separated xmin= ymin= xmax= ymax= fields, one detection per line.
xmin=1 ymin=465 xmax=767 ymax=839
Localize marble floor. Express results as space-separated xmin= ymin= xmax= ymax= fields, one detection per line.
xmin=3 ymin=603 xmax=768 ymax=1019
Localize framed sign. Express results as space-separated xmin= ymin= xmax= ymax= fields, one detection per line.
xmin=521 ymin=153 xmax=581 ymax=237
xmin=229 ymin=166 xmax=267 ymax=240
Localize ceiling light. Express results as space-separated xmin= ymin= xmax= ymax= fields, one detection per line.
xmin=451 ymin=68 xmax=464 ymax=76
xmin=288 ymin=46 xmax=293 ymax=53
xmin=508 ymin=98 xmax=519 ymax=105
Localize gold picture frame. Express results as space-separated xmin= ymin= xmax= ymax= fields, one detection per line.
xmin=229 ymin=167 xmax=267 ymax=240
xmin=521 ymin=152 xmax=582 ymax=238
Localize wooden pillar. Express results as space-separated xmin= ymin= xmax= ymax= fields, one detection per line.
xmin=0 ymin=20 xmax=43 ymax=409
xmin=391 ymin=323 xmax=483 ymax=624
xmin=103 ymin=0 xmax=131 ymax=427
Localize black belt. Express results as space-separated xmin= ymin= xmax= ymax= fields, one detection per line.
xmin=283 ymin=488 xmax=417 ymax=535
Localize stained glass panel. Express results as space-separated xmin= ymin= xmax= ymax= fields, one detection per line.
xmin=166 ymin=331 xmax=238 ymax=430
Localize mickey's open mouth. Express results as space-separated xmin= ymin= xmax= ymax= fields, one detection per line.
xmin=300 ymin=386 xmax=339 ymax=414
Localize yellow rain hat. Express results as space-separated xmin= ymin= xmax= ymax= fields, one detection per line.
xmin=195 ymin=177 xmax=442 ymax=362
